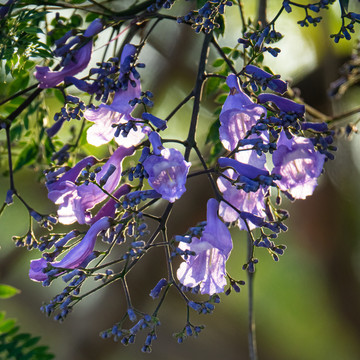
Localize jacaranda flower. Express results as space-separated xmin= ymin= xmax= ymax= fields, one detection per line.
xmin=219 ymin=74 xmax=267 ymax=151
xmin=29 ymin=216 xmax=111 ymax=282
xmin=35 ymin=18 xmax=103 ymax=89
xmin=142 ymin=132 xmax=191 ymax=203
xmin=245 ymin=65 xmax=288 ymax=94
xmin=48 ymin=146 xmax=134 ymax=224
xmin=217 ymin=151 xmax=267 ymax=230
xmin=84 ymin=44 xmax=145 ymax=147
xmin=272 ymin=131 xmax=325 ymax=199
xmin=177 ymin=198 xmax=233 ymax=295
xmin=257 ymin=93 xmax=305 ymax=115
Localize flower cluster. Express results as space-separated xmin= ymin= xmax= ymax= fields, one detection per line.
xmin=177 ymin=0 xmax=233 ymax=33
xmin=15 ymin=0 xmax=343 ymax=354
xmin=176 ymin=70 xmax=328 ymax=295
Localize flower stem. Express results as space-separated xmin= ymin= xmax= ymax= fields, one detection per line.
xmin=247 ymin=233 xmax=258 ymax=360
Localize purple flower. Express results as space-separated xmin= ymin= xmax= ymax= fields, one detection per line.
xmin=29 ymin=258 xmax=48 ymax=282
xmin=84 ymin=44 xmax=145 ymax=147
xmin=176 ymin=199 xmax=232 ymax=295
xmin=48 ymin=146 xmax=134 ymax=224
xmin=142 ymin=132 xmax=191 ymax=203
xmin=272 ymin=131 xmax=325 ymax=199
xmin=245 ymin=65 xmax=287 ymax=94
xmin=35 ymin=19 xmax=103 ymax=88
xmin=90 ymin=184 xmax=131 ymax=224
xmin=29 ymin=217 xmax=111 ymax=282
xmin=219 ymin=74 xmax=267 ymax=151
xmin=217 ymin=151 xmax=267 ymax=230
xmin=257 ymin=93 xmax=305 ymax=115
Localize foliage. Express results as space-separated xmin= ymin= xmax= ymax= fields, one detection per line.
xmin=0 ymin=284 xmax=54 ymax=360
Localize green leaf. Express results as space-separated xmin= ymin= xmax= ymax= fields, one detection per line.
xmin=13 ymin=333 xmax=31 ymax=342
xmin=212 ymin=58 xmax=225 ymax=67
xmin=221 ymin=46 xmax=232 ymax=54
xmin=231 ymin=50 xmax=241 ymax=60
xmin=206 ymin=119 xmax=220 ymax=144
xmin=85 ymin=13 xmax=99 ymax=23
xmin=9 ymin=123 xmax=23 ymax=142
xmin=197 ymin=0 xmax=208 ymax=7
xmin=13 ymin=141 xmax=38 ymax=172
xmin=208 ymin=141 xmax=224 ymax=165
xmin=53 ymin=89 xmax=65 ymax=104
xmin=0 ymin=319 xmax=16 ymax=333
xmin=23 ymin=336 xmax=40 ymax=348
xmin=9 ymin=73 xmax=30 ymax=94
xmin=263 ymin=66 xmax=274 ymax=74
xmin=70 ymin=14 xmax=83 ymax=27
xmin=23 ymin=27 xmax=43 ymax=35
xmin=214 ymin=14 xmax=225 ymax=37
xmin=205 ymin=76 xmax=222 ymax=95
xmin=0 ymin=285 xmax=20 ymax=299
xmin=215 ymin=93 xmax=228 ymax=104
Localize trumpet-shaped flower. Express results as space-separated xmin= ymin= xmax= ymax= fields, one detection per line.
xmin=177 ymin=199 xmax=233 ymax=295
xmin=29 ymin=217 xmax=111 ymax=282
xmin=219 ymin=74 xmax=267 ymax=151
xmin=48 ymin=146 xmax=134 ymax=224
xmin=272 ymin=131 xmax=325 ymax=199
xmin=218 ymin=150 xmax=267 ymax=230
xmin=35 ymin=19 xmax=103 ymax=88
xmin=142 ymin=132 xmax=191 ymax=203
xmin=84 ymin=44 xmax=145 ymax=147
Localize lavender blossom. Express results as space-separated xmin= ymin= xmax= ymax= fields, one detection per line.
xmin=218 ymin=151 xmax=267 ymax=230
xmin=272 ymin=131 xmax=325 ymax=199
xmin=29 ymin=217 xmax=111 ymax=282
xmin=142 ymin=132 xmax=191 ymax=203
xmin=177 ymin=199 xmax=232 ymax=295
xmin=219 ymin=74 xmax=267 ymax=151
xmin=84 ymin=44 xmax=145 ymax=147
xmin=35 ymin=19 xmax=103 ymax=88
xmin=48 ymin=146 xmax=134 ymax=224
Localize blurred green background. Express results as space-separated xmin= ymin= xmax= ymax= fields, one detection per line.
xmin=1 ymin=0 xmax=360 ymax=359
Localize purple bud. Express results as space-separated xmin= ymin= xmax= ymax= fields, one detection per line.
xmin=99 ymin=164 xmax=116 ymax=186
xmin=127 ymin=308 xmax=137 ymax=322
xmin=245 ymin=65 xmax=287 ymax=94
xmin=257 ymin=93 xmax=305 ymax=115
xmin=218 ymin=157 xmax=269 ymax=178
xmin=30 ymin=210 xmax=43 ymax=222
xmin=142 ymin=113 xmax=167 ymax=130
xmin=148 ymin=131 xmax=163 ymax=155
xmin=5 ymin=189 xmax=14 ymax=205
xmin=149 ymin=278 xmax=168 ymax=299
xmin=300 ymin=122 xmax=328 ymax=132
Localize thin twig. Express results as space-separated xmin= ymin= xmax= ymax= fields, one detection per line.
xmin=0 ymin=84 xmax=38 ymax=107
xmin=247 ymin=233 xmax=257 ymax=360
xmin=185 ymin=33 xmax=212 ymax=161
xmin=211 ymin=37 xmax=237 ymax=74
